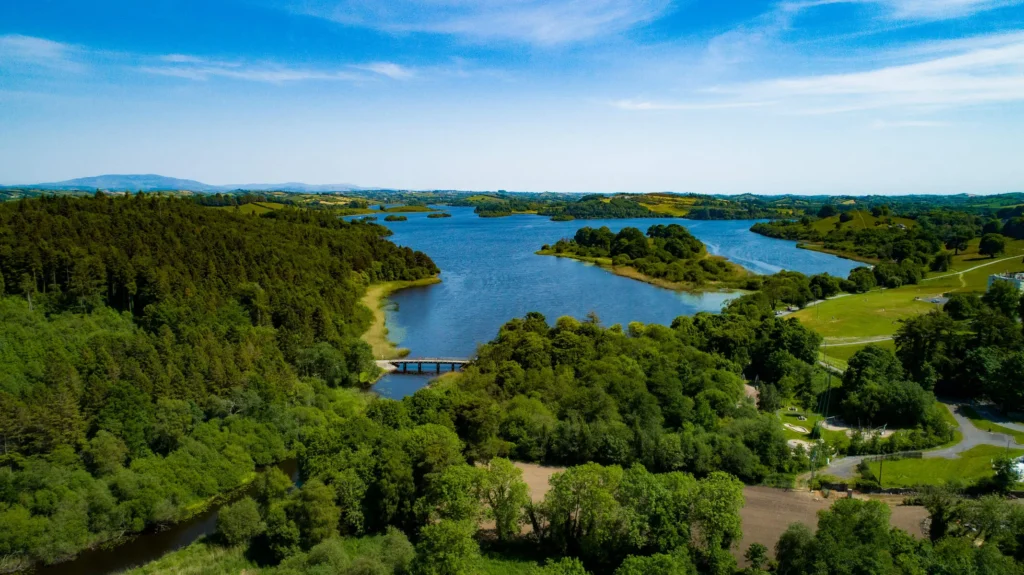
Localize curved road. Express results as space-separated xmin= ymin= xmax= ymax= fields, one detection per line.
xmin=820 ymin=402 xmax=1020 ymax=479
xmin=921 ymin=254 xmax=1022 ymax=282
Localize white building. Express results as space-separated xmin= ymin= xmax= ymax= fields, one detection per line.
xmin=988 ymin=272 xmax=1024 ymax=293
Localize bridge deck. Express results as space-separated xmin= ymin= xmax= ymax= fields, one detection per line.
xmin=388 ymin=358 xmax=471 ymax=364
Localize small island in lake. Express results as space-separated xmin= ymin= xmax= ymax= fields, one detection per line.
xmin=384 ymin=214 xmax=408 ymax=222
xmin=538 ymin=224 xmax=753 ymax=291
xmin=427 ymin=212 xmax=452 ymax=218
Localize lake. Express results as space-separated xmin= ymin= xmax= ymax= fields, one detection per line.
xmin=370 ymin=207 xmax=859 ymax=398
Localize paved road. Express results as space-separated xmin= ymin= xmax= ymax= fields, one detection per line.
xmin=971 ymin=405 xmax=1024 ymax=434
xmin=922 ymin=254 xmax=1021 ymax=282
xmin=820 ymin=402 xmax=1019 ymax=479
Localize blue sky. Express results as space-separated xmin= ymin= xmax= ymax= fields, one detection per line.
xmin=1 ymin=0 xmax=1023 ymax=194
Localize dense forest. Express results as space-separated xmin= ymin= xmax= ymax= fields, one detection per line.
xmin=541 ymin=225 xmax=745 ymax=287
xmin=4 ymin=193 xmax=1024 ymax=575
xmin=0 ymin=194 xmax=437 ymax=570
xmin=748 ymin=206 xmax=1017 ymax=268
xmin=895 ymin=284 xmax=1024 ymax=409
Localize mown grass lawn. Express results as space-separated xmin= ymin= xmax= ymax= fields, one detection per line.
xmin=865 ymin=445 xmax=1024 ymax=488
xmin=792 ymin=290 xmax=937 ymax=341
xmin=778 ymin=408 xmax=847 ymax=444
xmin=792 ymin=238 xmax=1024 ymax=343
xmin=821 ymin=340 xmax=895 ymax=365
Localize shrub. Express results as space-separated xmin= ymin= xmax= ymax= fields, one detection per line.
xmin=217 ymin=497 xmax=265 ymax=546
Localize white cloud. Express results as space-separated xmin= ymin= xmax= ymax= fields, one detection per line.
xmin=870 ymin=119 xmax=949 ymax=128
xmin=741 ymin=38 xmax=1024 ymax=112
xmin=0 ymin=34 xmax=85 ymax=72
xmin=624 ymin=33 xmax=1024 ymax=115
xmin=875 ymin=0 xmax=1022 ymax=20
xmin=141 ymin=57 xmax=438 ymax=83
xmin=782 ymin=0 xmax=1022 ymax=21
xmin=613 ymin=99 xmax=773 ymax=110
xmin=286 ymin=0 xmax=671 ymax=45
xmin=353 ymin=62 xmax=416 ymax=80
xmin=140 ymin=57 xmax=366 ymax=83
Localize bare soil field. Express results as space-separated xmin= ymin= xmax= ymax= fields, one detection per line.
xmin=512 ymin=463 xmax=928 ymax=563
xmin=739 ymin=487 xmax=927 ymax=560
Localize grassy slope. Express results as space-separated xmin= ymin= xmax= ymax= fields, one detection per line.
xmin=360 ymin=278 xmax=442 ymax=360
xmin=216 ymin=202 xmax=287 ymax=215
xmin=865 ymin=445 xmax=1024 ymax=488
xmin=792 ymin=237 xmax=1024 ymax=357
xmin=632 ymin=193 xmax=699 ymax=217
xmin=809 ymin=210 xmax=916 ymax=235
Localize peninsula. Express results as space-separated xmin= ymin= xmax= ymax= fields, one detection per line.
xmin=537 ymin=224 xmax=753 ymax=292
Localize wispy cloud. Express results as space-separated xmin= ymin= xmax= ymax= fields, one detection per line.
xmin=872 ymin=0 xmax=1022 ymax=20
xmin=0 ymin=34 xmax=85 ymax=72
xmin=782 ymin=0 xmax=1023 ymax=21
xmin=140 ymin=56 xmax=426 ymax=83
xmin=612 ymin=99 xmax=774 ymax=111
xmin=352 ymin=62 xmax=416 ymax=80
xmin=140 ymin=56 xmax=366 ymax=83
xmin=622 ymin=32 xmax=1024 ymax=115
xmin=285 ymin=0 xmax=672 ymax=45
xmin=735 ymin=36 xmax=1024 ymax=113
xmin=870 ymin=119 xmax=949 ymax=128
xmin=0 ymin=36 xmax=423 ymax=85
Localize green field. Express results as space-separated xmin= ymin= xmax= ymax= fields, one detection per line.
xmin=792 ymin=292 xmax=936 ymax=342
xmin=217 ymin=201 xmax=287 ymax=215
xmin=633 ymin=193 xmax=700 ymax=217
xmin=821 ymin=339 xmax=895 ymax=364
xmin=864 ymin=445 xmax=1024 ymax=488
xmin=809 ymin=210 xmax=916 ymax=235
xmin=792 ymin=237 xmax=1024 ymax=344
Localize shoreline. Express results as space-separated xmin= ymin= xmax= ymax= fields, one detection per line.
xmin=794 ymin=242 xmax=879 ymax=265
xmin=536 ymin=250 xmax=750 ymax=294
xmin=360 ymin=276 xmax=441 ymax=361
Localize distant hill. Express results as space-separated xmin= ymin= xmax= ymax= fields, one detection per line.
xmin=1 ymin=174 xmax=369 ymax=193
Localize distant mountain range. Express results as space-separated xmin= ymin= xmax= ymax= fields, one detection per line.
xmin=1 ymin=174 xmax=371 ymax=193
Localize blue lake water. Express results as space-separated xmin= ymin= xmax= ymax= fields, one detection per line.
xmin=367 ymin=207 xmax=860 ymax=397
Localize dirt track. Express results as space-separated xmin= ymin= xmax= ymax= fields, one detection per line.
xmin=513 ymin=463 xmax=928 ymax=561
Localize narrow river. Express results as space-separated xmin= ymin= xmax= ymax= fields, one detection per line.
xmin=33 ymin=460 xmax=299 ymax=575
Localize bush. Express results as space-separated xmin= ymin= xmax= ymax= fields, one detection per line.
xmin=412 ymin=520 xmax=479 ymax=575
xmin=217 ymin=497 xmax=265 ymax=546
xmin=380 ymin=526 xmax=415 ymax=574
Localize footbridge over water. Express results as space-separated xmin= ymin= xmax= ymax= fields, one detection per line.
xmin=378 ymin=358 xmax=472 ymax=375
